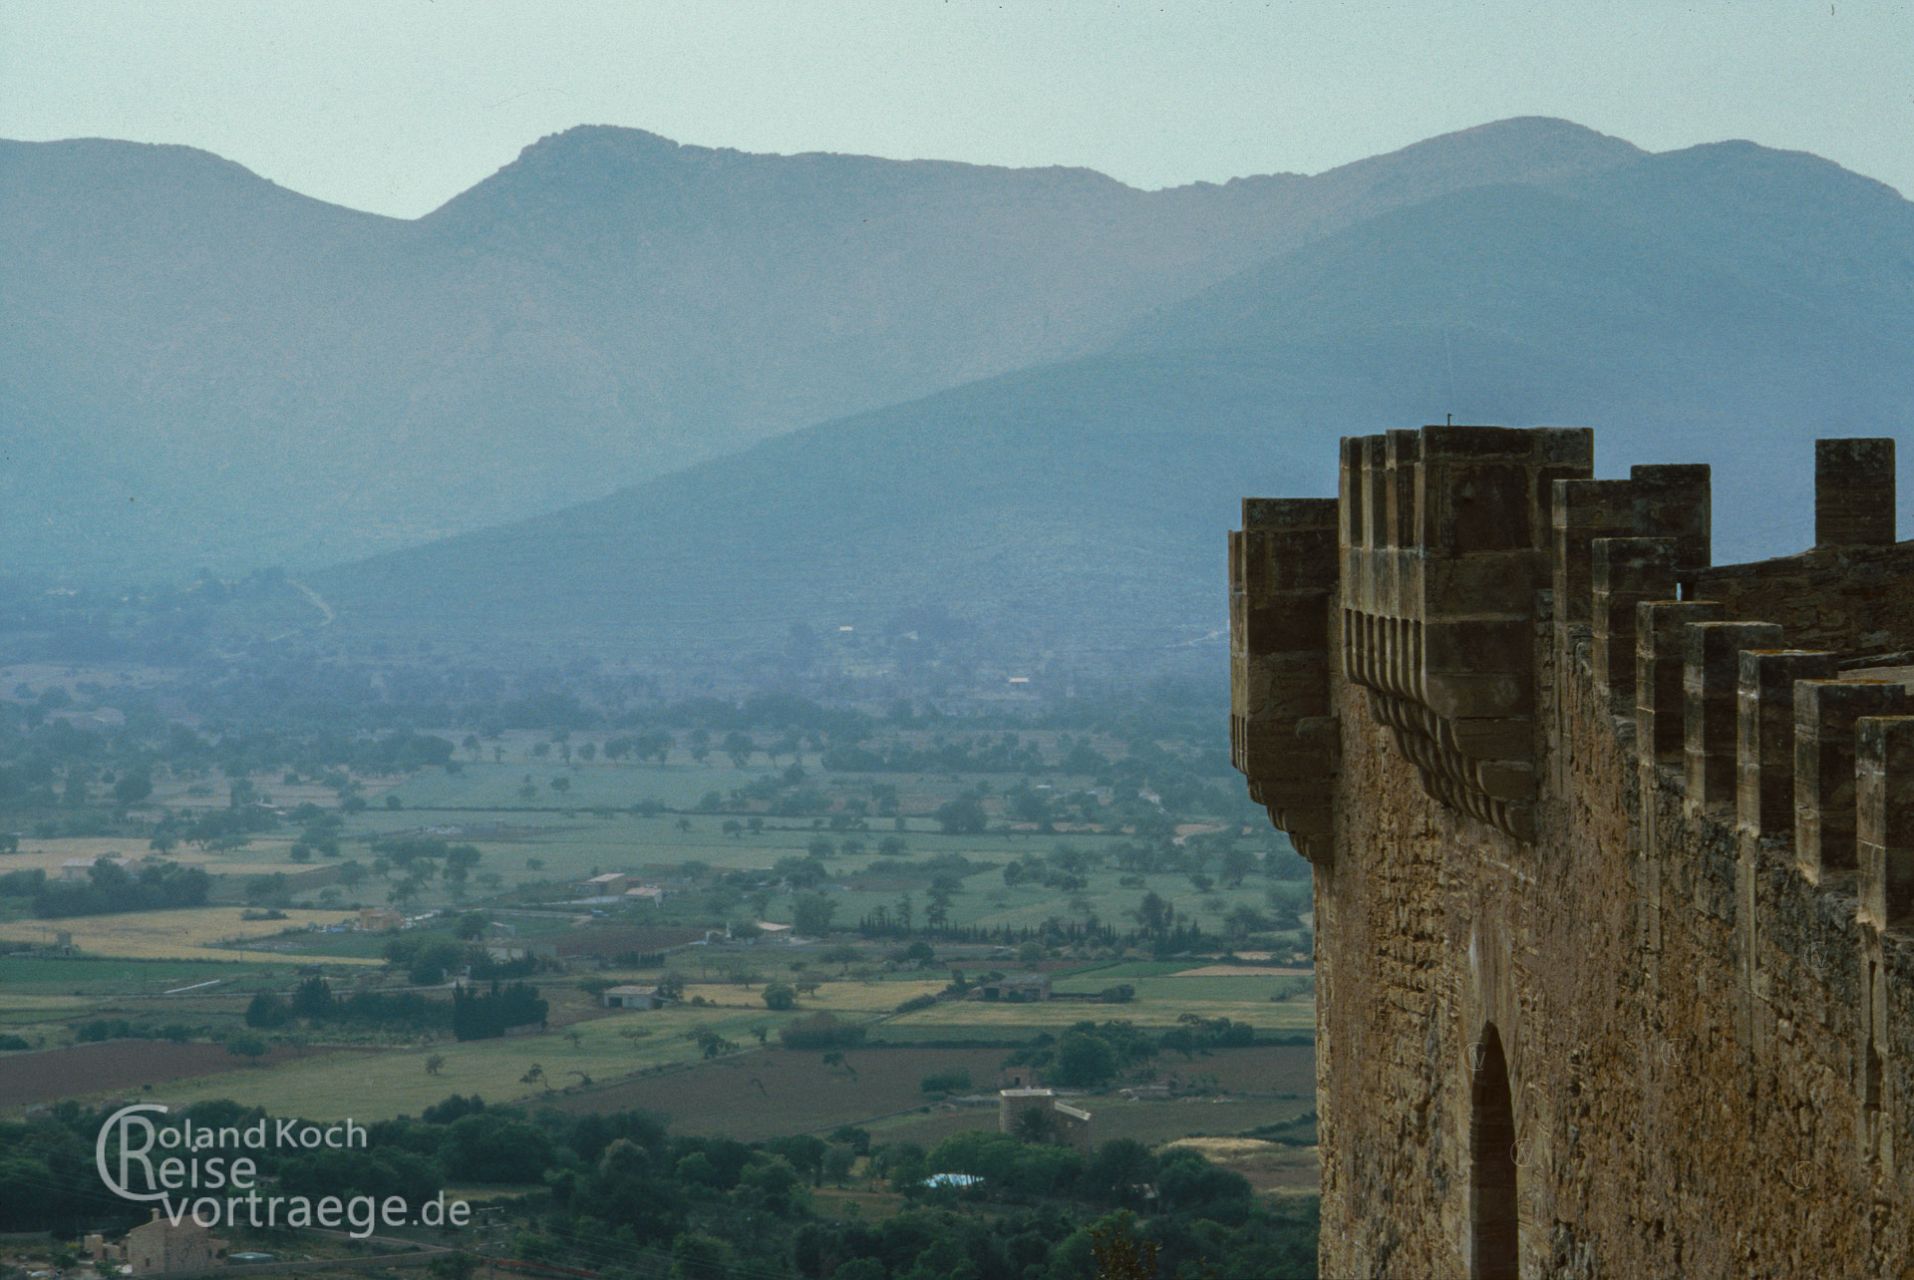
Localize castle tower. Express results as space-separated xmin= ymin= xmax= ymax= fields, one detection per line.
xmin=1232 ymin=427 xmax=1912 ymax=1276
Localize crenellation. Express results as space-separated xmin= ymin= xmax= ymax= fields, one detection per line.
xmin=1796 ymin=680 xmax=1914 ymax=883
xmin=1590 ymin=537 xmax=1680 ymax=714
xmin=1321 ymin=425 xmax=1595 ymax=839
xmin=1233 ymin=424 xmax=1914 ymax=1277
xmin=1684 ymin=621 xmax=1784 ymax=815
xmin=1388 ymin=428 xmax=1420 ymax=548
xmin=1734 ymin=648 xmax=1841 ymax=842
xmin=1340 ymin=436 xmax=1366 ymax=551
xmin=1229 ymin=495 xmax=1340 ymax=860
xmin=1689 ymin=541 xmax=1914 ymax=650
xmin=1551 ymin=464 xmax=1710 ymax=632
xmin=1636 ymin=599 xmax=1725 ymax=769
xmin=1816 ymin=437 xmax=1897 ymax=548
xmin=1364 ymin=434 xmax=1389 ymax=550
xmin=1859 ymin=716 xmax=1914 ymax=932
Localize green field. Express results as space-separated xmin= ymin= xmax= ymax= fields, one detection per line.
xmin=383 ymin=758 xmax=762 ymax=811
xmin=865 ymin=1093 xmax=1315 ymax=1153
xmin=0 ymin=955 xmax=303 ymax=995
xmin=159 ymin=1005 xmax=788 ymax=1119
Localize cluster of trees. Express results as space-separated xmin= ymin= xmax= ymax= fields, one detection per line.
xmin=777 ymin=1011 xmax=867 ymax=1052
xmin=1000 ymin=1017 xmax=1260 ymax=1088
xmin=245 ymin=977 xmax=450 ymax=1033
xmin=18 ymin=859 xmax=210 ymax=918
xmin=451 ymin=981 xmax=548 ymax=1041
xmin=821 ymin=731 xmax=1051 ymax=776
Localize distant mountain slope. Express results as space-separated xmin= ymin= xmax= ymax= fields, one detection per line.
xmin=303 ymin=139 xmax=1914 ymax=664
xmin=0 ymin=117 xmax=1639 ymax=577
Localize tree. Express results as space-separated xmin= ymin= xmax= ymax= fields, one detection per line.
xmin=1012 ymin=1105 xmax=1054 ymax=1143
xmin=245 ymin=992 xmax=289 ymax=1029
xmin=722 ymin=732 xmax=755 ymax=768
xmin=762 ymin=983 xmax=797 ymax=1011
xmin=920 ymin=1070 xmax=971 ymax=1095
xmin=1220 ymin=843 xmax=1257 ymax=886
xmin=1052 ymin=1029 xmax=1119 ymax=1087
xmin=793 ymin=894 xmax=837 ymax=937
xmin=112 ymin=769 xmax=153 ymax=807
xmin=1133 ymin=891 xmax=1173 ymax=938
xmin=1225 ymin=904 xmax=1269 ymax=944
xmin=823 ymin=1144 xmax=857 ymax=1187
xmin=430 ymin=1254 xmax=477 ymax=1280
xmin=934 ymin=794 xmax=988 ymax=835
xmin=425 ymin=1054 xmax=446 ymax=1076
xmin=1089 ymin=1213 xmax=1161 ymax=1280
xmin=670 ymin=1232 xmax=732 ymax=1280
xmin=227 ymin=1036 xmax=269 ymax=1065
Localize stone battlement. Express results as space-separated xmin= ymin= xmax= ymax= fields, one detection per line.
xmin=1231 ymin=425 xmax=1913 ymax=1276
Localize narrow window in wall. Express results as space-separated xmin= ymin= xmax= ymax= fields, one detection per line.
xmin=1471 ymin=1023 xmax=1519 ymax=1280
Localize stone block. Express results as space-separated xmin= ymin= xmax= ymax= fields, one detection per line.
xmin=1797 ymin=679 xmax=1914 ymax=881
xmin=1338 ymin=436 xmax=1366 ymax=549
xmin=1684 ymin=621 xmax=1783 ymax=813
xmin=1858 ymin=716 xmax=1914 ymax=930
xmin=1364 ymin=435 xmax=1389 ymax=549
xmin=1626 ymin=464 xmax=1712 ymax=571
xmin=1637 ymin=600 xmax=1724 ymax=769
xmin=1815 ymin=437 xmax=1896 ymax=548
xmin=1592 ymin=537 xmax=1680 ymax=713
xmin=1734 ymin=649 xmax=1839 ymax=840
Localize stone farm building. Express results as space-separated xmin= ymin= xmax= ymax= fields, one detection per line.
xmin=975 ymin=973 xmax=1051 ymax=1002
xmin=357 ymin=906 xmax=405 ymax=932
xmin=124 ymin=1210 xmax=223 ymax=1275
xmin=602 ymin=984 xmax=666 ymax=1010
xmin=1232 ymin=428 xmax=1912 ymax=1277
xmin=998 ymin=1087 xmax=1093 ymax=1154
xmin=577 ymin=872 xmax=630 ymax=896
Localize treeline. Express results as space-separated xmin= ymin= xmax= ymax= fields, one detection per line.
xmin=243 ymin=976 xmax=546 ymax=1040
xmin=1 ymin=1086 xmax=1316 ymax=1275
xmin=999 ymin=1017 xmax=1259 ymax=1087
xmin=821 ymin=732 xmax=1053 ymax=775
xmin=451 ymin=981 xmax=548 ymax=1041
xmin=776 ymin=1012 xmax=866 ymax=1051
xmin=852 ymin=913 xmax=1214 ymax=957
xmin=246 ymin=977 xmax=451 ymax=1033
xmin=4 ymin=860 xmax=212 ymax=918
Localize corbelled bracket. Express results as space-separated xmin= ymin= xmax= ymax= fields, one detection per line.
xmin=1230 ymin=497 xmax=1339 ymax=861
xmin=1340 ymin=425 xmax=1598 ymax=841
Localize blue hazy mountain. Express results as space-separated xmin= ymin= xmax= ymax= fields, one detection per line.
xmin=0 ymin=118 xmax=1637 ymax=577
xmin=301 ymin=131 xmax=1913 ymax=664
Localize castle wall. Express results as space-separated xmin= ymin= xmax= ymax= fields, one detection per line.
xmin=1234 ymin=427 xmax=1913 ymax=1277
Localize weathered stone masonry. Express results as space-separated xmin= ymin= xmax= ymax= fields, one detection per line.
xmin=1231 ymin=426 xmax=1912 ymax=1278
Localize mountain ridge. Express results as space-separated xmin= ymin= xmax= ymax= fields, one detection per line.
xmin=1 ymin=115 xmax=1646 ymax=578
xmin=296 ymin=136 xmax=1912 ymax=667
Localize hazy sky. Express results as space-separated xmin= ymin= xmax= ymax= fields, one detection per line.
xmin=3 ymin=1 xmax=1910 ymax=218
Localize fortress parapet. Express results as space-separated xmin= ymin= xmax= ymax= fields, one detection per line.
xmin=1229 ymin=496 xmax=1338 ymax=859
xmin=1231 ymin=425 xmax=1914 ymax=1276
